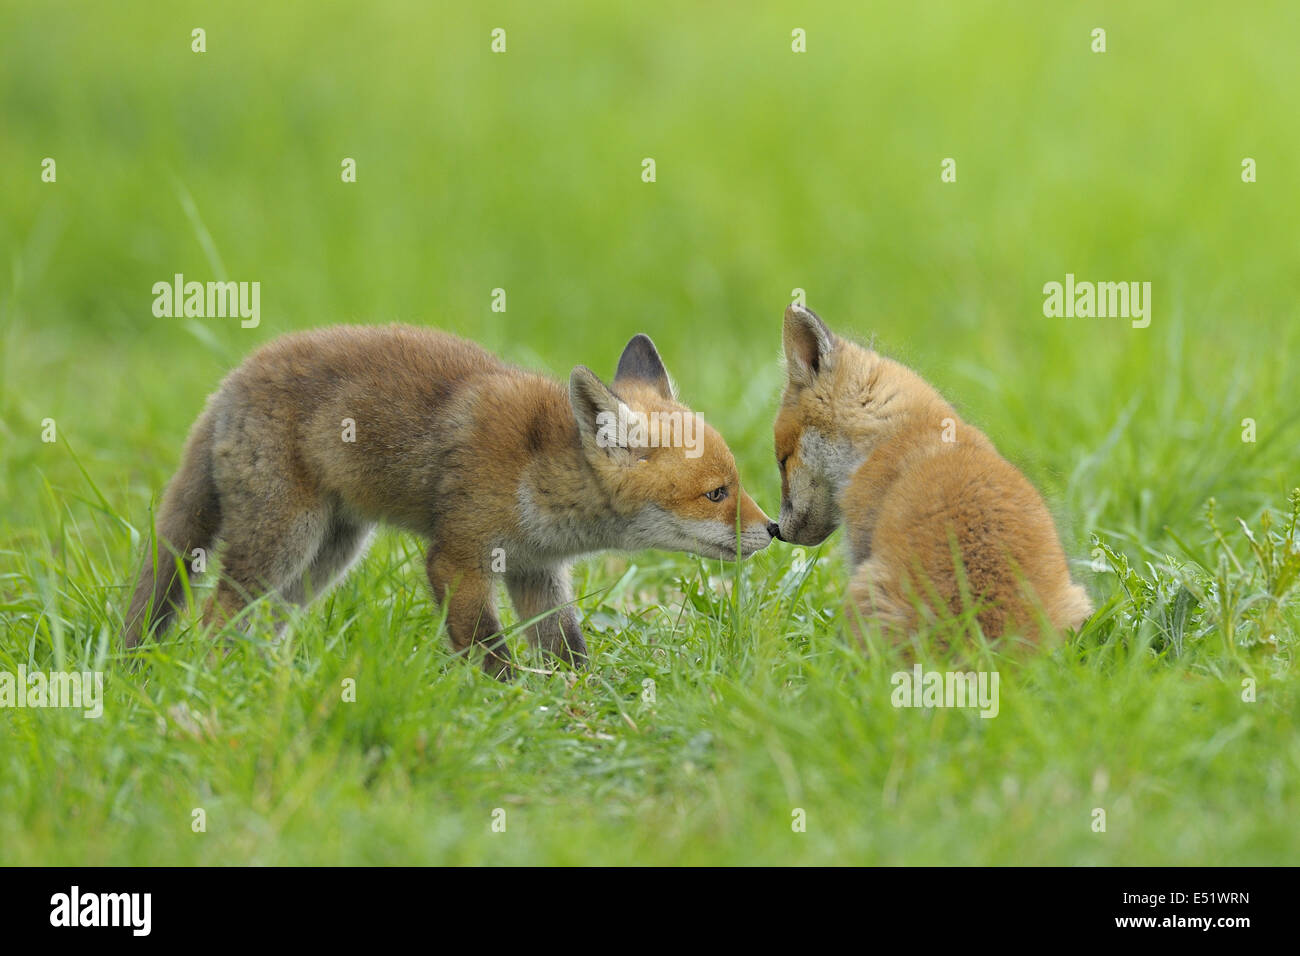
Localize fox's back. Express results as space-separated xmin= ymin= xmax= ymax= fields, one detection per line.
xmin=851 ymin=434 xmax=1090 ymax=639
xmin=203 ymin=324 xmax=549 ymax=532
xmin=222 ymin=324 xmax=503 ymax=408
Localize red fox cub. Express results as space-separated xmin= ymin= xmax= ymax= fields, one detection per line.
xmin=124 ymin=324 xmax=776 ymax=678
xmin=773 ymin=305 xmax=1091 ymax=643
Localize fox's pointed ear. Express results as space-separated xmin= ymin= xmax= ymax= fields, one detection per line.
xmin=783 ymin=304 xmax=835 ymax=387
xmin=569 ymin=365 xmax=626 ymax=456
xmin=614 ymin=333 xmax=674 ymax=400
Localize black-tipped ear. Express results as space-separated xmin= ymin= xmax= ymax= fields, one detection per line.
xmin=783 ymin=304 xmax=835 ymax=387
xmin=569 ymin=366 xmax=624 ymax=451
xmin=614 ymin=333 xmax=674 ymax=400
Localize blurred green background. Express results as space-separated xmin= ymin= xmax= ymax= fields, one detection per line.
xmin=1 ymin=1 xmax=1297 ymax=865
xmin=3 ymin=0 xmax=1297 ymax=532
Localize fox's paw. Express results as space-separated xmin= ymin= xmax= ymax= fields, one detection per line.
xmin=483 ymin=656 xmax=515 ymax=682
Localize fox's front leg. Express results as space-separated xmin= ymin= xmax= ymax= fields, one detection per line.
xmin=425 ymin=550 xmax=513 ymax=681
xmin=505 ymin=567 xmax=588 ymax=669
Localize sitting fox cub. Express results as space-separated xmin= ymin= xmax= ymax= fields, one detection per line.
xmin=124 ymin=324 xmax=775 ymax=678
xmin=774 ymin=305 xmax=1091 ymax=642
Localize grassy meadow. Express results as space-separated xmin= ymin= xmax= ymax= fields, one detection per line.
xmin=1 ymin=1 xmax=1298 ymax=864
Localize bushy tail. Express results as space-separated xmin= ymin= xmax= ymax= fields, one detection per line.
xmin=1056 ymin=583 xmax=1094 ymax=633
xmin=123 ymin=410 xmax=222 ymax=648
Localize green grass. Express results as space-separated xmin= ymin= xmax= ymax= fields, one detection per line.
xmin=2 ymin=0 xmax=1298 ymax=864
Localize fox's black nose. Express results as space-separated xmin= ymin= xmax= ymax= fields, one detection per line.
xmin=767 ymin=522 xmax=782 ymax=541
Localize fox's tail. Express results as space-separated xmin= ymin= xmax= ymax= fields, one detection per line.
xmin=1058 ymin=583 xmax=1094 ymax=633
xmin=123 ymin=409 xmax=222 ymax=648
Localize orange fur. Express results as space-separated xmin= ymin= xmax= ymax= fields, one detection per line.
xmin=774 ymin=305 xmax=1091 ymax=645
xmin=124 ymin=324 xmax=774 ymax=677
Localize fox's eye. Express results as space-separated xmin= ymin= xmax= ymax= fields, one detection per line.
xmin=704 ymin=486 xmax=728 ymax=503
xmin=778 ymin=455 xmax=790 ymax=473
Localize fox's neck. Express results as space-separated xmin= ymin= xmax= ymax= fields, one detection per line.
xmin=842 ymin=351 xmax=961 ymax=464
xmin=513 ymin=413 xmax=632 ymax=559
xmin=836 ymin=362 xmax=971 ymax=563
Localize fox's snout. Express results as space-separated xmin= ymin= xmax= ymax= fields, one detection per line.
xmin=777 ymin=510 xmax=837 ymax=547
xmin=732 ymin=489 xmax=778 ymax=559
xmin=775 ymin=461 xmax=840 ymax=547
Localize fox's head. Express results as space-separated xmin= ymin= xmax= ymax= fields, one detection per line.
xmin=570 ymin=334 xmax=776 ymax=560
xmin=773 ymin=304 xmax=906 ymax=546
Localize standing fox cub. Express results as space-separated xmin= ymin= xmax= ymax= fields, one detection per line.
xmin=774 ymin=305 xmax=1091 ymax=643
xmin=124 ymin=324 xmax=775 ymax=678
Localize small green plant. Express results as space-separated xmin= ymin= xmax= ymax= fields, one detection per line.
xmin=1092 ymin=490 xmax=1300 ymax=663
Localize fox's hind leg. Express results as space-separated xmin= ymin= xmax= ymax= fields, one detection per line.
xmin=202 ymin=502 xmax=329 ymax=638
xmin=279 ymin=512 xmax=375 ymax=609
xmin=200 ymin=403 xmax=334 ymax=638
xmin=845 ymin=557 xmax=916 ymax=648
xmin=505 ymin=567 xmax=588 ymax=669
xmin=426 ymin=551 xmax=513 ymax=681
